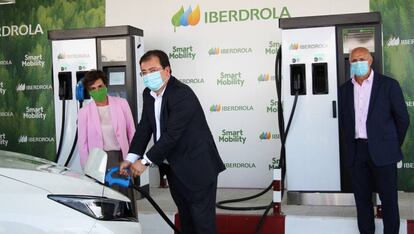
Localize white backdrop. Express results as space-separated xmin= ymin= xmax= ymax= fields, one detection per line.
xmin=106 ymin=0 xmax=369 ymax=188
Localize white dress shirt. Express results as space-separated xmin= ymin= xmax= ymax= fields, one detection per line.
xmin=126 ymin=87 xmax=166 ymax=164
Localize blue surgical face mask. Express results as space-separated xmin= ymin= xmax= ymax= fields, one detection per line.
xmin=351 ymin=61 xmax=370 ymax=77
xmin=143 ymin=71 xmax=164 ymax=91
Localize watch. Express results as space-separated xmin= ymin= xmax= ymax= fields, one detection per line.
xmin=141 ymin=158 xmax=150 ymax=166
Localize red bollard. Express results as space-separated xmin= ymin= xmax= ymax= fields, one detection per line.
xmin=273 ymin=169 xmax=282 ymax=216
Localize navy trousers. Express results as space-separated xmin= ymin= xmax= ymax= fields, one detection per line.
xmin=164 ymin=163 xmax=218 ymax=234
xmin=350 ymin=140 xmax=399 ymax=234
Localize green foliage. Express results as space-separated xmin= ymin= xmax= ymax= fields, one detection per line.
xmin=371 ymin=0 xmax=414 ymax=191
xmin=0 ymin=0 xmax=104 ymax=161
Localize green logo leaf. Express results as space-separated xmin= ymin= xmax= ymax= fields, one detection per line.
xmin=171 ymin=6 xmax=184 ymax=32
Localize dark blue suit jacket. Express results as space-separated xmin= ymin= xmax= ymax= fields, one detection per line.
xmin=339 ymin=71 xmax=409 ymax=166
xmin=129 ymin=76 xmax=226 ymax=191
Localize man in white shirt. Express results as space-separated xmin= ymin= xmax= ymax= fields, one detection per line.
xmin=120 ymin=50 xmax=226 ymax=234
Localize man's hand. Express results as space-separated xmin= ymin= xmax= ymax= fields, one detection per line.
xmin=130 ymin=160 xmax=148 ymax=177
xmin=119 ymin=160 xmax=132 ymax=176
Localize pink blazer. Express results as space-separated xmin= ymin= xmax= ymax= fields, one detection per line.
xmin=77 ymin=96 xmax=136 ymax=168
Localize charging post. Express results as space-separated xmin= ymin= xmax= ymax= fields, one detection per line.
xmin=48 ymin=25 xmax=149 ymax=196
xmin=278 ymin=12 xmax=383 ymax=205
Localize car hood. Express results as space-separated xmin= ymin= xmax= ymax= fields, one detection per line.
xmin=0 ymin=150 xmax=128 ymax=201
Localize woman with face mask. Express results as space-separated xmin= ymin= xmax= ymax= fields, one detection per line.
xmin=77 ymin=70 xmax=136 ymax=213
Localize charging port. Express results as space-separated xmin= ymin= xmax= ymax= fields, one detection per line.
xmin=58 ymin=72 xmax=72 ymax=100
xmin=290 ymin=64 xmax=306 ymax=95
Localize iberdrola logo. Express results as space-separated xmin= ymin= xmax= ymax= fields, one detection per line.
xmin=258 ymin=74 xmax=270 ymax=81
xmin=210 ymin=104 xmax=221 ymax=112
xmin=171 ymin=5 xmax=201 ymax=32
xmin=208 ymin=48 xmax=220 ymax=55
xmin=259 ymin=132 xmax=271 ymax=140
xmin=289 ymin=43 xmax=299 ymax=50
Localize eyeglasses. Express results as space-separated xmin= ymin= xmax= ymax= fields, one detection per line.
xmin=140 ymin=67 xmax=163 ymax=77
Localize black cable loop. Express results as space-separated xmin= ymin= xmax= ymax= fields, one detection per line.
xmin=215 ymin=182 xmax=273 ymax=211
xmin=55 ymin=100 xmax=66 ymax=162
xmin=131 ymin=179 xmax=181 ymax=234
xmin=214 ymin=45 xmax=300 ymax=234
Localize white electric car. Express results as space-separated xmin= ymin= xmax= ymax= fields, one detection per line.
xmin=0 ymin=150 xmax=142 ymax=234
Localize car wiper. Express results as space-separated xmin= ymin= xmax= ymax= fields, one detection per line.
xmin=36 ymin=164 xmax=69 ymax=174
xmin=108 ymin=217 xmax=138 ymax=222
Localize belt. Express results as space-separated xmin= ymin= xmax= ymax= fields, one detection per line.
xmin=355 ymin=138 xmax=368 ymax=143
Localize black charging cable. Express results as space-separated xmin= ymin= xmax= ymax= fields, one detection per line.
xmin=130 ymin=179 xmax=181 ymax=234
xmin=276 ymin=47 xmax=300 ymax=197
xmin=215 ymin=46 xmax=300 ymax=234
xmin=64 ymin=101 xmax=83 ymax=167
xmin=254 ymin=201 xmax=274 ymax=234
xmin=216 ymin=182 xmax=273 ymax=211
xmin=63 ymin=77 xmax=87 ymax=167
xmin=55 ymin=80 xmax=67 ymax=162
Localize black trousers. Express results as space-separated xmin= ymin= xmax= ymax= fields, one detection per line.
xmin=350 ymin=140 xmax=399 ymax=234
xmin=164 ymin=163 xmax=218 ymax=234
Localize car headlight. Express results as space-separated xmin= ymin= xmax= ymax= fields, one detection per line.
xmin=48 ymin=195 xmax=137 ymax=221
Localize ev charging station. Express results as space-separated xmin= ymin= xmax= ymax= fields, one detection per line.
xmin=48 ymin=25 xmax=149 ymax=193
xmin=278 ymin=12 xmax=382 ymax=204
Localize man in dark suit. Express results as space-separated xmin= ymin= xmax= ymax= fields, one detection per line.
xmin=120 ymin=50 xmax=226 ymax=234
xmin=339 ymin=47 xmax=409 ymax=234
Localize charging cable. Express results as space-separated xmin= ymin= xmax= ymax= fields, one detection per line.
xmin=105 ymin=166 xmax=181 ymax=234
xmin=215 ymin=46 xmax=300 ymax=234
xmin=55 ymin=80 xmax=67 ymax=162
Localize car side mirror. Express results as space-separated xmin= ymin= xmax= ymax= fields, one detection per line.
xmin=83 ymin=148 xmax=107 ymax=184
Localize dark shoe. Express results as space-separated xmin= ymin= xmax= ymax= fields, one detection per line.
xmin=159 ymin=178 xmax=168 ymax=188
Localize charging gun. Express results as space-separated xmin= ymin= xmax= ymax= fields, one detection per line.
xmin=105 ymin=166 xmax=131 ymax=188
xmin=104 ymin=166 xmax=181 ymax=234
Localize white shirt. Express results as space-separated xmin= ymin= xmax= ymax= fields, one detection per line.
xmin=126 ymin=87 xmax=166 ymax=164
xmin=97 ymin=105 xmax=121 ymax=151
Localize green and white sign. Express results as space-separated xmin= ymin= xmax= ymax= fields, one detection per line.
xmin=371 ymin=0 xmax=414 ymax=191
xmin=0 ymin=0 xmax=104 ymax=161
